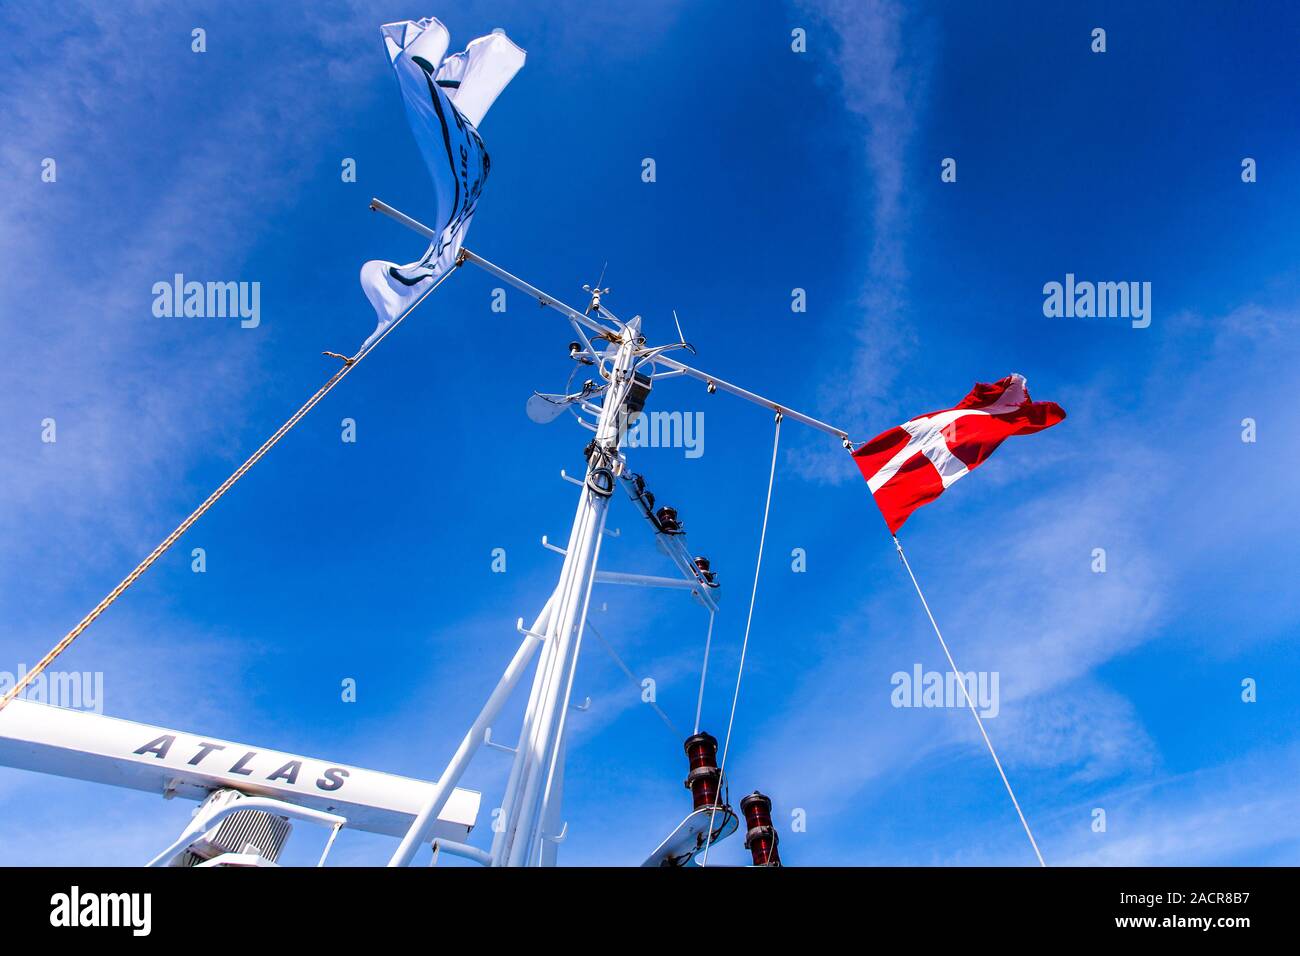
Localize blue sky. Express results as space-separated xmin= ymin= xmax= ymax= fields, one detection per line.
xmin=2 ymin=0 xmax=1298 ymax=866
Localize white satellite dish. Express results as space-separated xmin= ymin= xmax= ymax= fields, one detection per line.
xmin=526 ymin=379 xmax=609 ymax=424
xmin=526 ymin=392 xmax=573 ymax=424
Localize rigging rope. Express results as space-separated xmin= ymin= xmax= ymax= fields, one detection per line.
xmin=585 ymin=616 xmax=679 ymax=738
xmin=892 ymin=535 xmax=1047 ymax=867
xmin=692 ymin=608 xmax=715 ymax=736
xmin=0 ymin=267 xmax=458 ymax=715
xmin=701 ymin=412 xmax=781 ymax=866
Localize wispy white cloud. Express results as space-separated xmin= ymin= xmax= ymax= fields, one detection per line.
xmin=743 ymin=469 xmax=1164 ymax=821
xmin=0 ymin=2 xmax=389 ymax=861
xmin=957 ymin=741 xmax=1300 ymax=866
xmin=789 ymin=0 xmax=930 ymax=482
xmin=0 ymin=2 xmax=375 ymax=583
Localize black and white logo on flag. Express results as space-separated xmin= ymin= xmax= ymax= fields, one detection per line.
xmin=359 ymin=18 xmax=525 ymax=353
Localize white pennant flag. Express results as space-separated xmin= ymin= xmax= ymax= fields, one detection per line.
xmin=358 ymin=18 xmax=525 ymax=354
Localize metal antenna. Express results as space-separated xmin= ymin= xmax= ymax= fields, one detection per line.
xmin=582 ymin=261 xmax=610 ymax=315
xmin=672 ymin=309 xmax=686 ymax=345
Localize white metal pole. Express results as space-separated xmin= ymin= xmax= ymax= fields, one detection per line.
xmin=488 ymin=617 xmax=561 ymax=863
xmin=490 ymin=475 xmax=597 ymax=864
xmin=369 ymin=198 xmax=614 ymax=343
xmin=538 ymin=732 xmax=567 ymax=867
xmin=528 ymin=503 xmax=609 ymax=864
xmin=370 ymin=198 xmax=850 ymax=445
xmin=387 ymin=597 xmax=555 ymax=867
xmin=653 ymin=355 xmax=851 ymax=442
xmin=500 ymin=329 xmax=638 ymax=866
xmin=501 ymin=494 xmax=604 ymax=865
xmin=458 ymin=247 xmax=615 ymax=340
xmin=593 ymin=570 xmax=706 ymax=591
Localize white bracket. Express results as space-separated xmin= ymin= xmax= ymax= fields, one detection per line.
xmin=594 ymin=570 xmax=704 ymax=592
xmin=516 ymin=617 xmax=550 ymax=642
xmin=146 ymin=796 xmax=347 ymax=868
xmin=483 ymin=727 xmax=517 ymax=754
xmin=541 ymin=535 xmax=566 ymax=556
xmin=431 ymin=838 xmax=492 ymax=867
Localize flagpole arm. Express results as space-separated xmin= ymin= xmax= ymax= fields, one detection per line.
xmin=458 ymin=248 xmax=616 ymax=341
xmin=369 ymin=197 xmax=438 ymax=242
xmin=369 ymin=196 xmax=851 ymax=444
xmin=653 ymin=354 xmax=851 ymax=445
xmin=368 ymin=198 xmax=617 ymax=344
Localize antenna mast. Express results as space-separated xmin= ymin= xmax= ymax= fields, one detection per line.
xmin=371 ymin=197 xmax=848 ymax=866
xmin=492 ymin=317 xmax=639 ymax=866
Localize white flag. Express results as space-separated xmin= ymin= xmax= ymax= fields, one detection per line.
xmin=359 ymin=18 xmax=525 ymax=354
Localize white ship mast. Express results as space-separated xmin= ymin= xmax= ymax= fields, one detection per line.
xmin=370 ymin=198 xmax=848 ymax=867
xmin=0 ymin=13 xmax=1059 ymax=875
xmin=0 ymin=194 xmax=847 ymax=867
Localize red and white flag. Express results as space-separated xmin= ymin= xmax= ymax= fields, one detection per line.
xmin=853 ymin=374 xmax=1065 ymax=534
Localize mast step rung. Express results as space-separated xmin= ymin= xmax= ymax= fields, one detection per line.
xmin=483 ymin=727 xmax=517 ymax=754
xmin=515 ymin=617 xmax=550 ymax=642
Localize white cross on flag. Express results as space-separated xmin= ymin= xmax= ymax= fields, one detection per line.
xmin=852 ymin=374 xmax=1066 ymax=534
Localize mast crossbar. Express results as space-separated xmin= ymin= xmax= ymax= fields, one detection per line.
xmin=368 ymin=198 xmax=615 ymax=343
xmin=368 ymin=196 xmax=854 ymax=446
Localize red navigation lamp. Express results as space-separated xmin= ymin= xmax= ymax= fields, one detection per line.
xmin=693 ymin=555 xmax=717 ymax=587
xmin=739 ymin=791 xmax=781 ymax=866
xmin=683 ymin=732 xmax=722 ymax=810
xmin=656 ymin=505 xmax=681 ymax=534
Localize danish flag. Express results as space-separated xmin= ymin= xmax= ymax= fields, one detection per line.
xmin=852 ymin=374 xmax=1065 ymax=534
